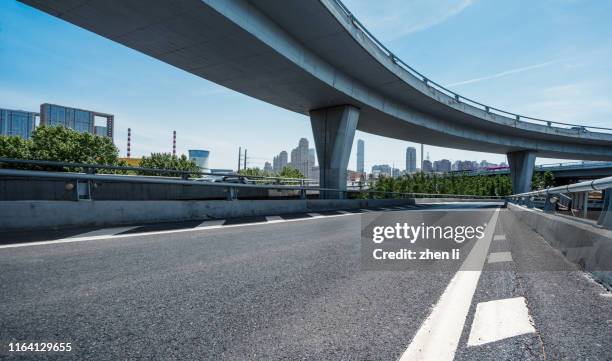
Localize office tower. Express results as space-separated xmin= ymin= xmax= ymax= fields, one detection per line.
xmin=188 ymin=149 xmax=210 ymax=172
xmin=39 ymin=103 xmax=114 ymax=141
xmin=405 ymin=146 xmax=417 ymax=173
xmin=0 ymin=108 xmax=38 ymax=139
xmin=264 ymin=161 xmax=273 ymax=173
xmin=356 ymin=139 xmax=364 ymax=173
xmin=422 ymin=160 xmax=433 ymax=173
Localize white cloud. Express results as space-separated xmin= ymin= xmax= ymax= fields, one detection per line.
xmin=446 ymin=59 xmax=562 ymax=87
xmin=343 ymin=0 xmax=473 ymax=40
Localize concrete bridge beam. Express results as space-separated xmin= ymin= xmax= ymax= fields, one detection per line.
xmin=310 ymin=105 xmax=360 ymax=199
xmin=507 ymin=150 xmax=537 ymax=194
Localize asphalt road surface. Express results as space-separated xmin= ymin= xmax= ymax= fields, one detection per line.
xmin=0 ymin=203 xmax=610 ymax=360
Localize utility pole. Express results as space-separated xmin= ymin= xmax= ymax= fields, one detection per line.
xmin=243 ymin=149 xmax=247 ymax=170
xmin=238 ymin=147 xmax=242 ymax=172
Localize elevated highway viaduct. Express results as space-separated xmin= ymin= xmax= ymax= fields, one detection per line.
xmin=20 ymin=0 xmax=612 ymax=196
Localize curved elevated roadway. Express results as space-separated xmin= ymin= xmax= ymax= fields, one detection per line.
xmin=20 ymin=0 xmax=612 ymax=194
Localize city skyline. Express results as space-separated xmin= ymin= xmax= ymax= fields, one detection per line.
xmin=2 ymin=0 xmax=611 ymax=170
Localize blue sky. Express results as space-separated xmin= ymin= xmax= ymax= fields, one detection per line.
xmin=1 ymin=0 xmax=611 ymax=170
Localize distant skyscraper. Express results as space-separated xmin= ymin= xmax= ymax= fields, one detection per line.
xmin=356 ymin=139 xmax=364 ymax=173
xmin=40 ymin=103 xmax=114 ymax=141
xmin=188 ymin=149 xmax=210 ymax=172
xmin=433 ymin=159 xmax=451 ymax=173
xmin=0 ymin=108 xmax=38 ymax=139
xmin=422 ymin=160 xmax=433 ymax=173
xmin=405 ymin=146 xmax=417 ymax=173
xmin=371 ymin=164 xmax=392 ymax=178
xmin=273 ymin=150 xmax=288 ymax=173
xmin=290 ymin=138 xmax=310 ymax=177
xmin=264 ymin=161 xmax=273 ymax=173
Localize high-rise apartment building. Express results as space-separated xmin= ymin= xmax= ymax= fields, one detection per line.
xmin=356 ymin=139 xmax=364 ymax=173
xmin=0 ymin=108 xmax=38 ymax=139
xmin=273 ymin=150 xmax=288 ymax=173
xmin=290 ymin=138 xmax=310 ymax=177
xmin=433 ymin=159 xmax=451 ymax=173
xmin=405 ymin=146 xmax=417 ymax=173
xmin=40 ymin=103 xmax=114 ymax=141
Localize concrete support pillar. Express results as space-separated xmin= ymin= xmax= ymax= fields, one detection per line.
xmin=597 ymin=190 xmax=611 ymax=229
xmin=507 ymin=150 xmax=536 ymax=194
xmin=310 ymin=105 xmax=359 ymax=199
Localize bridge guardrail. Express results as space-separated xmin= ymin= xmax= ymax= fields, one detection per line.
xmin=0 ymin=159 xmax=504 ymax=202
xmin=507 ymin=176 xmax=612 ymax=228
xmin=330 ymin=0 xmax=612 ymax=134
xmin=0 ymin=157 xmax=317 ymax=185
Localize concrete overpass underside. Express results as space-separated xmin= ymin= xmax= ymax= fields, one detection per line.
xmin=20 ymin=0 xmax=612 ymax=195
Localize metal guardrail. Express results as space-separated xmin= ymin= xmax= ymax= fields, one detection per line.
xmin=447 ymin=161 xmax=612 ymax=176
xmin=507 ymin=176 xmax=612 ymax=228
xmin=509 ymin=176 xmax=612 ymax=198
xmin=330 ymin=0 xmax=612 ymax=133
xmin=0 ymin=165 xmax=504 ymax=202
xmin=0 ymin=157 xmax=316 ymax=185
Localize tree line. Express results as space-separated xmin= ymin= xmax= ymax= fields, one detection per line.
xmin=368 ymin=170 xmax=555 ymax=197
xmin=0 ymin=125 xmax=199 ymax=176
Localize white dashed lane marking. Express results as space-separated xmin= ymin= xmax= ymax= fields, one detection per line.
xmin=265 ymin=215 xmax=283 ymax=221
xmin=68 ymin=226 xmax=139 ymax=238
xmin=488 ymin=251 xmax=513 ymax=263
xmin=493 ymin=234 xmax=506 ymax=241
xmin=399 ymin=208 xmax=500 ymax=361
xmin=467 ymin=297 xmax=536 ymax=346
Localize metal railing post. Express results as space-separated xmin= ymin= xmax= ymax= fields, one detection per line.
xmin=597 ymin=190 xmax=611 ymax=229
xmin=543 ymin=193 xmax=556 ymax=213
xmin=226 ymin=186 xmax=237 ymax=201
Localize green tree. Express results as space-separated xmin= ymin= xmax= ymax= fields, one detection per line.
xmin=28 ymin=125 xmax=120 ymax=164
xmin=238 ymin=167 xmax=270 ymax=177
xmin=138 ymin=153 xmax=199 ymax=177
xmin=0 ymin=125 xmax=123 ymax=171
xmin=279 ymin=166 xmax=304 ymax=179
xmin=0 ymin=135 xmax=31 ymax=162
xmin=542 ymin=171 xmax=555 ymax=188
xmin=369 ymin=172 xmax=514 ymax=197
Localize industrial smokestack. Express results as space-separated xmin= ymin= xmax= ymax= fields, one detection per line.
xmin=127 ymin=128 xmax=131 ymax=158
xmin=172 ymin=130 xmax=176 ymax=157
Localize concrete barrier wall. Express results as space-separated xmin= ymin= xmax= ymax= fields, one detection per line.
xmin=507 ymin=203 xmax=612 ymax=289
xmin=0 ymin=177 xmax=276 ymax=200
xmin=0 ymin=198 xmax=414 ymax=231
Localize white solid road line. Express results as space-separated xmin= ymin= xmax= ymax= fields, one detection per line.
xmin=467 ymin=297 xmax=536 ymax=346
xmin=0 ymin=212 xmax=359 ymax=250
xmin=487 ymin=251 xmax=513 ymax=263
xmin=493 ymin=234 xmax=506 ymax=241
xmin=67 ymin=226 xmax=139 ymax=239
xmin=399 ymin=208 xmax=500 ymax=361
